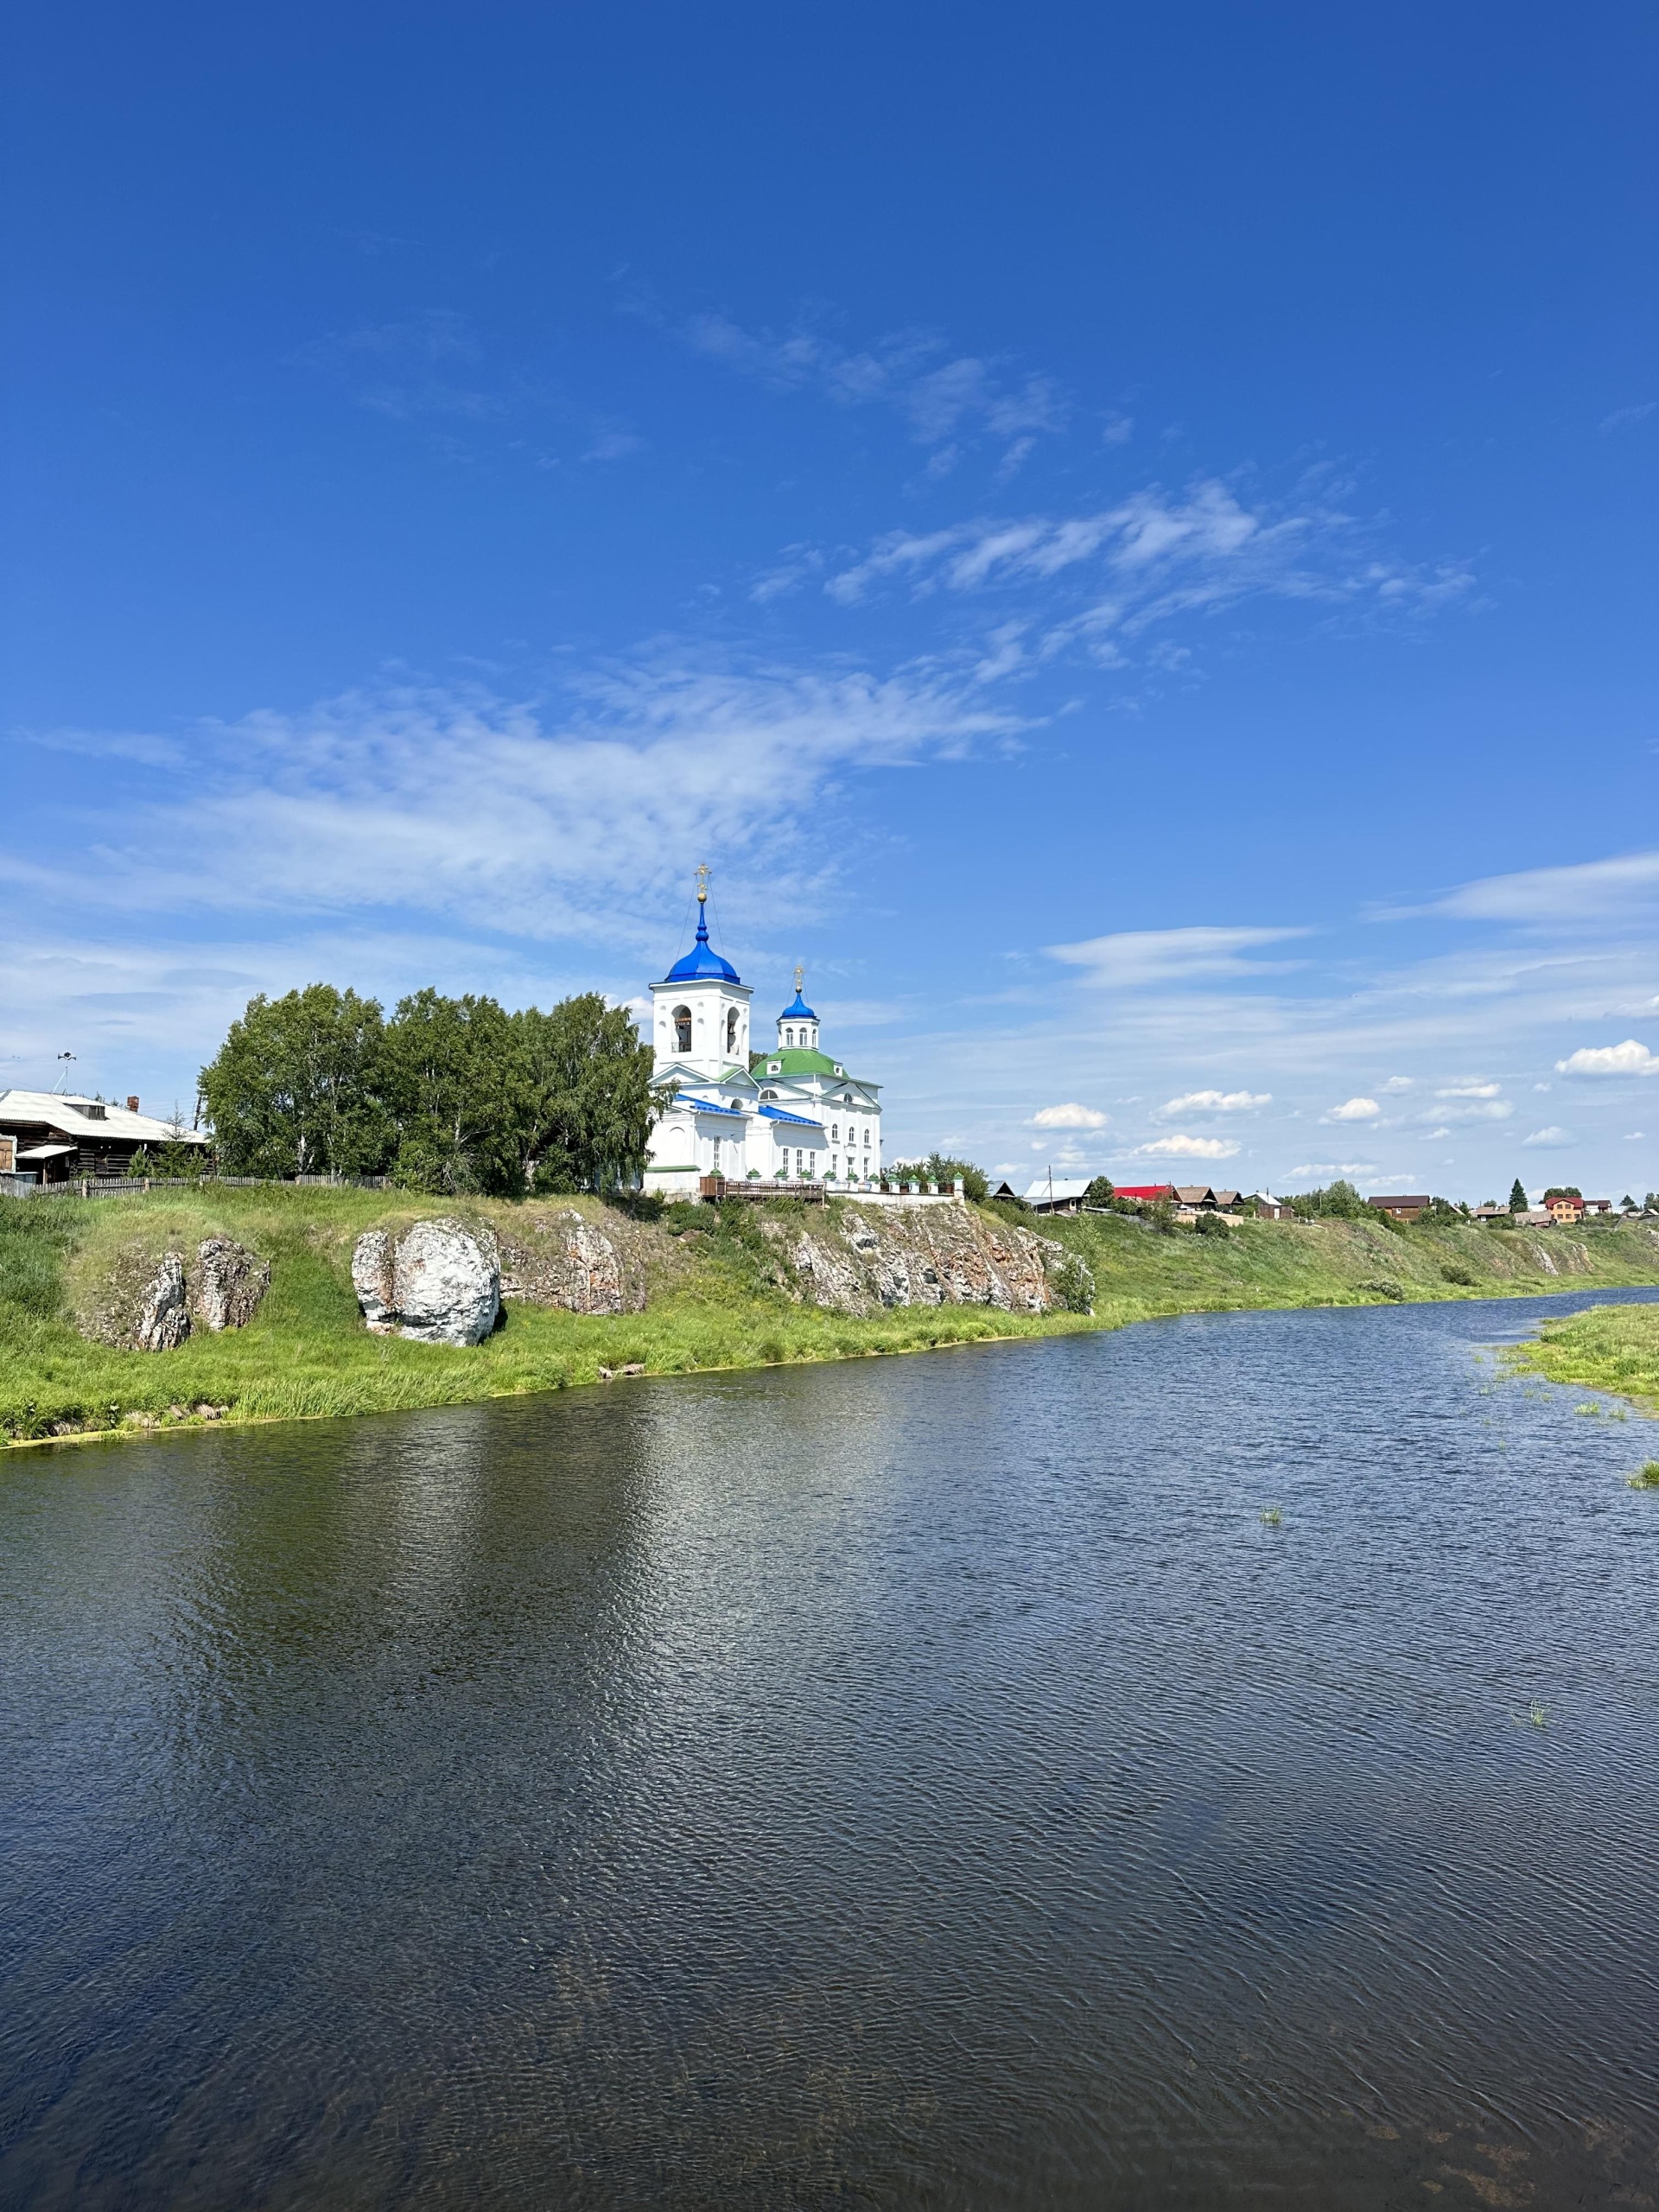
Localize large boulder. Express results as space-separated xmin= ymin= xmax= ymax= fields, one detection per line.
xmin=352 ymin=1218 xmax=500 ymax=1345
xmin=192 ymin=1238 xmax=270 ymax=1332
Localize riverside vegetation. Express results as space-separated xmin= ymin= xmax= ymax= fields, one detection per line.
xmin=6 ymin=1182 xmax=1659 ymax=1447
xmin=1510 ymin=1300 xmax=1659 ymax=1414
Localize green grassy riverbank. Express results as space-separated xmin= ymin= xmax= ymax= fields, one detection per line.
xmin=4 ymin=1186 xmax=1659 ymax=1447
xmin=1508 ymin=1301 xmax=1659 ymax=1414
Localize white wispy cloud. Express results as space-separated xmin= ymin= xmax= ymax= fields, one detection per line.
xmin=1414 ymin=849 xmax=1659 ymax=926
xmin=818 ymin=481 xmax=1474 ymax=660
xmin=1156 ymin=1088 xmax=1270 ymax=1116
xmin=6 ymin=665 xmax=1016 ymax=950
xmin=1556 ymin=1039 xmax=1659 ymax=1077
xmin=1599 ymin=401 xmax=1656 ymax=433
xmin=645 ymin=302 xmax=1067 ymax=470
xmin=1437 ymin=1079 xmax=1501 ymax=1097
xmin=1031 ymin=1102 xmax=1108 ymax=1128
xmin=1045 ymin=925 xmax=1308 ymax=988
xmin=1414 ymin=1098 xmax=1513 ymax=1124
xmin=1136 ymin=1133 xmax=1240 ymax=1160
xmin=1523 ymin=1126 xmax=1573 ymax=1148
xmin=1324 ymin=1096 xmax=1381 ymax=1122
xmin=1288 ymin=1160 xmax=1379 ymax=1180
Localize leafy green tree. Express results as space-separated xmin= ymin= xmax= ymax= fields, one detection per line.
xmin=1542 ymin=1186 xmax=1582 ymax=1205
xmin=1646 ymin=1192 xmax=1659 ymax=1213
xmin=1509 ymin=1179 xmax=1529 ymax=1213
xmin=910 ymin=1153 xmax=988 ymax=1201
xmin=1291 ymin=1179 xmax=1368 ymax=1220
xmin=378 ymin=990 xmax=525 ymax=1195
xmin=513 ymin=994 xmax=662 ymax=1194
xmin=200 ymin=986 xmax=391 ymax=1178
xmin=1084 ymin=1175 xmax=1116 ymax=1207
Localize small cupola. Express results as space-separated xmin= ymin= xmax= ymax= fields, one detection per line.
xmin=777 ymin=966 xmax=819 ymax=1052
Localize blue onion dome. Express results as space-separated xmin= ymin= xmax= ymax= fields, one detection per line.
xmin=664 ymin=892 xmax=741 ymax=983
xmin=779 ymin=987 xmax=817 ymax=1022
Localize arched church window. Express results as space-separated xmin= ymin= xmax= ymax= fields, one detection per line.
xmin=785 ymin=1027 xmax=794 ymax=1046
xmin=673 ymin=1004 xmax=691 ymax=1053
xmin=831 ymin=1124 xmax=839 ymax=1141
xmin=726 ymin=1007 xmax=739 ymax=1053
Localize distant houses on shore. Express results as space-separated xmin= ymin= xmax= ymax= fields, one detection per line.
xmin=1005 ymin=1175 xmax=1651 ymax=1227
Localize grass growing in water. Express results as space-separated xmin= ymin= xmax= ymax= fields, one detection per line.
xmin=1511 ymin=1302 xmax=1659 ymax=1416
xmin=1629 ymin=1462 xmax=1659 ymax=1490
xmin=1260 ymin=1505 xmax=1283 ymax=1526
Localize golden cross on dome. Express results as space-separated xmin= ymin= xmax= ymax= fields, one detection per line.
xmin=695 ymin=862 xmax=710 ymax=904
xmin=794 ymin=963 xmax=804 ymax=994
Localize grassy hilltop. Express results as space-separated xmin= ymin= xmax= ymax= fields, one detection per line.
xmin=3 ymin=1185 xmax=1659 ymax=1446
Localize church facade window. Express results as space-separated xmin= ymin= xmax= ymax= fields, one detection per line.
xmin=673 ymin=1004 xmax=692 ymax=1054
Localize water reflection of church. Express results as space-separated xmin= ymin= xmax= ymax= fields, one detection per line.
xmin=642 ymin=881 xmax=883 ymax=1194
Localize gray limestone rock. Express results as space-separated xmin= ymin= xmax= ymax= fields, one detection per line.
xmin=497 ymin=1210 xmax=633 ymax=1315
xmin=192 ymin=1238 xmax=270 ymax=1332
xmin=764 ymin=1202 xmax=1074 ymax=1316
xmin=134 ymin=1251 xmax=191 ymax=1351
xmin=352 ymin=1218 xmax=500 ymax=1345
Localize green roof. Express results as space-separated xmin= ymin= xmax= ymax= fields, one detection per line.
xmin=749 ymin=1046 xmax=845 ymax=1077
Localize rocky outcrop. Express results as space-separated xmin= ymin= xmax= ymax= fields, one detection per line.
xmin=496 ymin=1208 xmax=645 ymax=1316
xmin=134 ymin=1251 xmax=192 ymax=1350
xmin=78 ymin=1237 xmax=268 ymax=1351
xmin=352 ymin=1218 xmax=501 ymax=1345
xmin=191 ymin=1238 xmax=270 ymax=1332
xmin=771 ymin=1203 xmax=1088 ymax=1316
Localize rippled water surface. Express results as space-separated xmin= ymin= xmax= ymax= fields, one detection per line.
xmin=4 ymin=1291 xmax=1659 ymax=2209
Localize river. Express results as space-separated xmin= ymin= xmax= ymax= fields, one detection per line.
xmin=3 ymin=1289 xmax=1658 ymax=2209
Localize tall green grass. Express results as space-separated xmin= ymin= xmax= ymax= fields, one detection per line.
xmin=1514 ymin=1302 xmax=1659 ymax=1414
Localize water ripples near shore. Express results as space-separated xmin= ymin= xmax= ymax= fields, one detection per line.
xmin=3 ymin=1288 xmax=1658 ymax=2208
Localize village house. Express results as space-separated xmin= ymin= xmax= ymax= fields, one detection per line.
xmin=1025 ymin=1175 xmax=1091 ymax=1215
xmin=1546 ymin=1192 xmax=1586 ymax=1224
xmin=1368 ymin=1194 xmax=1431 ymax=1222
xmin=0 ymin=1090 xmax=210 ymax=1184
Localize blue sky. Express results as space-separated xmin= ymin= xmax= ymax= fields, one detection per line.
xmin=4 ymin=2 xmax=1656 ymax=1199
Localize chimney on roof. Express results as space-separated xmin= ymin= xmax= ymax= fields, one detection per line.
xmin=126 ymin=1096 xmax=139 ymax=1112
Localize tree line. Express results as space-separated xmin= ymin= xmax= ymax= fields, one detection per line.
xmin=198 ymin=984 xmax=660 ymax=1196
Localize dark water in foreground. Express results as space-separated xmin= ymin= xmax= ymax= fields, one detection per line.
xmin=3 ymin=1292 xmax=1659 ymax=2210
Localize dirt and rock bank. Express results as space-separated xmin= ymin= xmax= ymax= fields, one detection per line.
xmin=766 ymin=1200 xmax=1089 ymax=1315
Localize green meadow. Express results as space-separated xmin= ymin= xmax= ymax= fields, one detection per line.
xmin=3 ymin=1185 xmax=1658 ymax=1447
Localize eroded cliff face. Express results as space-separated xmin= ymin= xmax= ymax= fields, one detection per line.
xmin=76 ymin=1237 xmax=270 ymax=1351
xmin=494 ymin=1205 xmax=658 ymax=1316
xmin=766 ymin=1202 xmax=1084 ymax=1315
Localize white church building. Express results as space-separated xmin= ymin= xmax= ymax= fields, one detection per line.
xmin=642 ymin=886 xmax=883 ymax=1193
